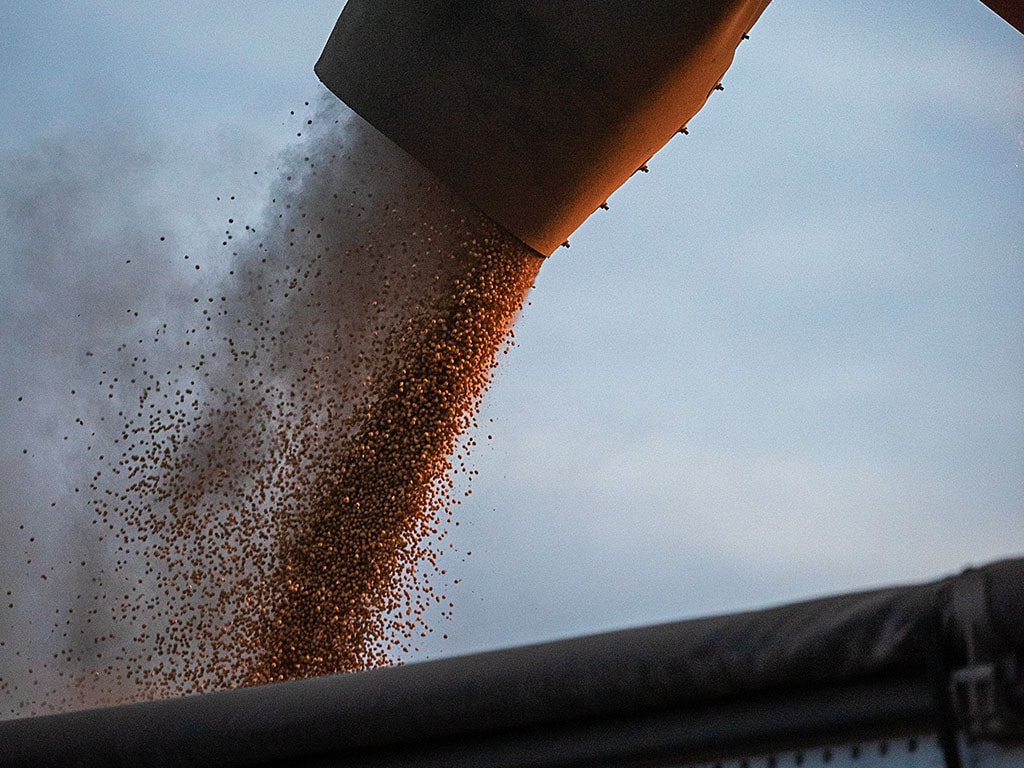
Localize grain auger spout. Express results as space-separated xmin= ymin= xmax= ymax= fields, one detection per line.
xmin=314 ymin=0 xmax=772 ymax=257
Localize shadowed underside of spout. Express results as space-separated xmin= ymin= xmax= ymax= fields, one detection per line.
xmin=315 ymin=0 xmax=772 ymax=256
xmin=980 ymin=0 xmax=1024 ymax=34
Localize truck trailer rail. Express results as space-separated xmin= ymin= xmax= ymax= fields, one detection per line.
xmin=1 ymin=558 xmax=1021 ymax=767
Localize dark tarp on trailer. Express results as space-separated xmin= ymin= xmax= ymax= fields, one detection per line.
xmin=1 ymin=558 xmax=1021 ymax=767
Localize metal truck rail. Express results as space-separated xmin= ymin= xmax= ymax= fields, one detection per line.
xmin=1 ymin=558 xmax=1021 ymax=767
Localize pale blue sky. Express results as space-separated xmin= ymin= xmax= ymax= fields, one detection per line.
xmin=1 ymin=0 xmax=1021 ymax=674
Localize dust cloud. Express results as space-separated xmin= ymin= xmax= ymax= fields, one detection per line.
xmin=0 ymin=95 xmax=542 ymax=717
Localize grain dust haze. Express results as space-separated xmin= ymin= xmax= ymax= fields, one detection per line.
xmin=0 ymin=96 xmax=542 ymax=716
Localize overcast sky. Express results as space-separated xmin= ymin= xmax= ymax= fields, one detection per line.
xmin=1 ymin=0 xmax=1022 ymax=696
